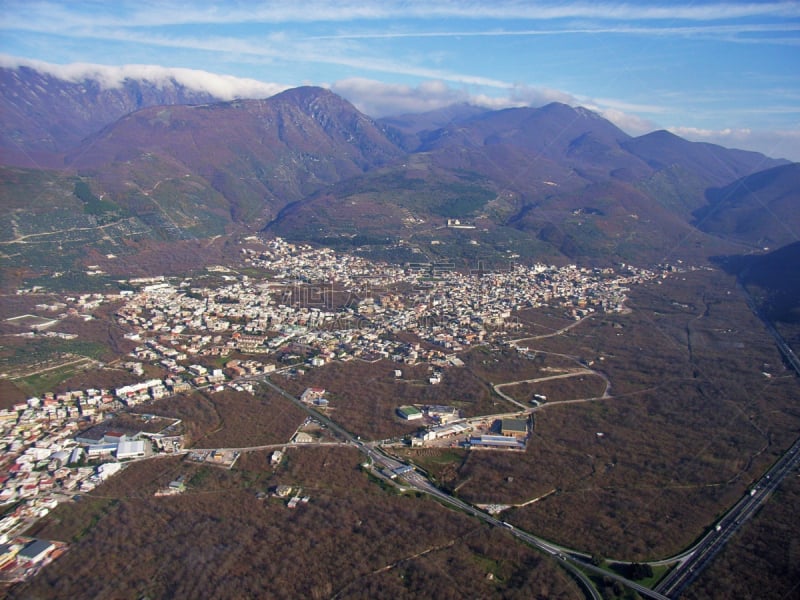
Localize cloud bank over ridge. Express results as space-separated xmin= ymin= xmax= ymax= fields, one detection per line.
xmin=0 ymin=55 xmax=287 ymax=101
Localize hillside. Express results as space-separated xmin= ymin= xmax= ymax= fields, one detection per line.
xmin=0 ymin=65 xmax=226 ymax=167
xmin=693 ymin=163 xmax=800 ymax=250
xmin=716 ymin=241 xmax=800 ymax=325
xmin=267 ymin=102 xmax=787 ymax=266
xmin=378 ymin=102 xmax=490 ymax=150
xmin=65 ymin=87 xmax=404 ymax=226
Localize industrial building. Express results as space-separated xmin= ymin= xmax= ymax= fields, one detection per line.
xmin=419 ymin=422 xmax=469 ymax=441
xmin=500 ymin=418 xmax=528 ymax=437
xmin=426 ymin=405 xmax=460 ymax=423
xmin=469 ymin=435 xmax=526 ymax=450
xmin=116 ymin=439 xmax=147 ymax=460
xmin=17 ymin=539 xmax=55 ymax=564
xmin=397 ymin=405 xmax=423 ymax=420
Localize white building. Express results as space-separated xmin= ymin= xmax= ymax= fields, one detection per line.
xmin=116 ymin=440 xmax=146 ymax=460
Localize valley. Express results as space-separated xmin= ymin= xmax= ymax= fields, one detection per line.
xmin=1 ymin=235 xmax=799 ymax=599
xmin=1 ymin=66 xmax=798 ymax=599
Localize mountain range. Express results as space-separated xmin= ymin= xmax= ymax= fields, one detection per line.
xmin=0 ymin=64 xmax=797 ymax=280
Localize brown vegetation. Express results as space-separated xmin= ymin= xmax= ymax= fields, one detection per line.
xmin=146 ymin=392 xmax=221 ymax=446
xmin=502 ymin=373 xmax=607 ymax=403
xmin=280 ymin=359 xmax=500 ymax=440
xmin=0 ymin=379 xmax=26 ymax=408
xmin=400 ymin=269 xmax=800 ymax=560
xmin=190 ymin=387 xmax=307 ymax=448
xmin=12 ymin=448 xmax=579 ymax=600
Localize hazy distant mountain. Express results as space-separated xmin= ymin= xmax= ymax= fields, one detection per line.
xmin=418 ymin=103 xmax=656 ymax=186
xmin=269 ymin=101 xmax=791 ymax=264
xmin=621 ymin=129 xmax=788 ymax=187
xmin=377 ymin=103 xmax=489 ymax=150
xmin=693 ymin=163 xmax=800 ymax=249
xmin=0 ymin=65 xmax=228 ymax=167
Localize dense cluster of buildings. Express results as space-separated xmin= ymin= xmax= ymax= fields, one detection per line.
xmin=113 ymin=237 xmax=663 ymax=372
xmin=0 ymin=379 xmax=186 ymax=544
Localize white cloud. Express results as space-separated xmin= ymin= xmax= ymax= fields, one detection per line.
xmin=330 ymin=78 xmax=472 ymax=116
xmin=0 ymin=55 xmax=287 ymax=100
xmin=507 ymin=84 xmax=576 ymax=107
xmin=4 ymin=54 xmax=797 ymax=162
xmin=329 ymin=78 xmax=580 ymax=116
xmin=596 ymin=109 xmax=659 ymax=136
xmin=668 ymin=126 xmax=800 ymax=161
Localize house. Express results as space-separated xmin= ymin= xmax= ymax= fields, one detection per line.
xmin=300 ymin=388 xmax=326 ymax=403
xmin=274 ymin=485 xmax=292 ymax=498
xmin=0 ymin=543 xmax=19 ymax=569
xmin=292 ymin=432 xmax=313 ymax=444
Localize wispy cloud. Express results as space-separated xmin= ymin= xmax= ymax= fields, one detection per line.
xmin=2 ymin=22 xmax=516 ymax=90
xmin=5 ymin=1 xmax=799 ymax=27
xmin=307 ymin=22 xmax=800 ymax=44
xmin=1 ymin=2 xmax=797 ymax=161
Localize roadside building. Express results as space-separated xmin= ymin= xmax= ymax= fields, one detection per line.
xmin=469 ymin=435 xmax=526 ymax=450
xmin=293 ymin=431 xmax=313 ymax=444
xmin=426 ymin=405 xmax=459 ymax=423
xmin=17 ymin=539 xmax=54 ymax=564
xmin=397 ymin=406 xmax=423 ymax=420
xmin=300 ymin=388 xmax=326 ymax=403
xmin=500 ymin=418 xmax=528 ymax=437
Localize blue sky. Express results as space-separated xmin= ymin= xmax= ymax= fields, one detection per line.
xmin=2 ymin=0 xmax=799 ymax=160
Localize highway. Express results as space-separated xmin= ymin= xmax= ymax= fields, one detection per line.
xmin=260 ymin=350 xmax=800 ymax=600
xmin=646 ymin=280 xmax=800 ymax=596
xmin=656 ymin=435 xmax=800 ymax=597
xmin=738 ymin=277 xmax=800 ymax=374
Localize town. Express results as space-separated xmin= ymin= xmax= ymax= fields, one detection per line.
xmin=0 ymin=236 xmax=674 ymax=582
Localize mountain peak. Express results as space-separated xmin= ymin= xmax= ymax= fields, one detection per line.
xmin=272 ymin=85 xmax=335 ymax=101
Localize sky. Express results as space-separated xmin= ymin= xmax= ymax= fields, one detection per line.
xmin=2 ymin=0 xmax=799 ymax=160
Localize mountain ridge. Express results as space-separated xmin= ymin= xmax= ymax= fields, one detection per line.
xmin=0 ymin=64 xmax=796 ymax=276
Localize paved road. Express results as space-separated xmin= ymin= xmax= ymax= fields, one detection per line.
xmin=258 ymin=376 xmax=656 ymax=600
xmin=656 ymin=436 xmax=800 ymax=597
